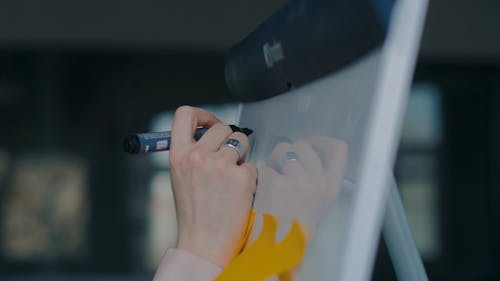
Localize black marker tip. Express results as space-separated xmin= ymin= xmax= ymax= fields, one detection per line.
xmin=241 ymin=128 xmax=254 ymax=136
xmin=123 ymin=135 xmax=140 ymax=154
xmin=229 ymin=125 xmax=254 ymax=136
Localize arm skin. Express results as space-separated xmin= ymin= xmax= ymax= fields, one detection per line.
xmin=152 ymin=106 xmax=257 ymax=281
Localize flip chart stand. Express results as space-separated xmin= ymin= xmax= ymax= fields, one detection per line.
xmin=382 ymin=175 xmax=429 ymax=281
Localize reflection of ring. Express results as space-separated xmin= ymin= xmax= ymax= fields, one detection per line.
xmin=223 ymin=138 xmax=244 ymax=159
xmin=276 ymin=151 xmax=299 ymax=172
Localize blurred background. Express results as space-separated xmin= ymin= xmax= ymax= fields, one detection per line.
xmin=0 ymin=0 xmax=499 ymax=280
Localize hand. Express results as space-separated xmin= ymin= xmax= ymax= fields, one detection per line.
xmin=254 ymin=137 xmax=348 ymax=228
xmin=168 ymin=106 xmax=257 ymax=268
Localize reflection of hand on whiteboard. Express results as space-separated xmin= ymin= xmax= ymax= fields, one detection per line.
xmin=254 ymin=137 xmax=348 ymax=229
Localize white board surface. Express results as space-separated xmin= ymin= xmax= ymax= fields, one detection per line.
xmin=236 ymin=0 xmax=428 ymax=280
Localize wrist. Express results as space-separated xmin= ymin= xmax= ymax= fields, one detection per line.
xmin=177 ymin=236 xmax=230 ymax=268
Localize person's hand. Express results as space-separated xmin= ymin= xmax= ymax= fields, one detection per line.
xmin=254 ymin=137 xmax=348 ymax=228
xmin=168 ymin=106 xmax=257 ymax=268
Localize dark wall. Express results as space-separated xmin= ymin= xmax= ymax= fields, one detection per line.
xmin=1 ymin=0 xmax=499 ymax=61
xmin=0 ymin=51 xmax=232 ymax=275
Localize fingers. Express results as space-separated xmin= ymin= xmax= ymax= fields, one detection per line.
xmin=240 ymin=162 xmax=258 ymax=194
xmin=306 ymin=137 xmax=348 ymax=171
xmin=171 ymin=106 xmax=220 ymax=151
xmin=268 ymin=142 xmax=305 ymax=175
xmin=292 ymin=141 xmax=323 ymax=177
xmin=306 ymin=137 xmax=348 ymax=199
xmin=196 ymin=122 xmax=233 ymax=151
xmin=217 ymin=132 xmax=250 ymax=164
xmin=266 ymin=139 xmax=340 ymax=177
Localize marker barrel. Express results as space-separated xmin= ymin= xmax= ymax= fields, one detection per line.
xmin=123 ymin=128 xmax=208 ymax=154
xmin=123 ymin=125 xmax=253 ymax=154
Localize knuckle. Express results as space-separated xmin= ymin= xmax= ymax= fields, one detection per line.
xmin=174 ymin=105 xmax=194 ymax=118
xmin=212 ymin=122 xmax=231 ymax=133
xmin=293 ymin=140 xmax=314 ymax=154
xmin=238 ymin=169 xmax=251 ymax=181
xmin=233 ymin=131 xmax=249 ymax=144
xmin=188 ymin=149 xmax=206 ymax=167
xmin=293 ymin=140 xmax=309 ymax=148
xmin=334 ymin=139 xmax=348 ymax=149
xmin=274 ymin=142 xmax=293 ymax=154
xmin=237 ymin=168 xmax=257 ymax=193
xmin=247 ymin=163 xmax=258 ymax=174
xmin=239 ymin=166 xmax=256 ymax=182
xmin=208 ymin=158 xmax=230 ymax=182
xmin=213 ymin=157 xmax=229 ymax=173
xmin=230 ymin=132 xmax=249 ymax=154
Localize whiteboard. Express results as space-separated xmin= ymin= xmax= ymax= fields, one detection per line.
xmin=236 ymin=0 xmax=428 ymax=280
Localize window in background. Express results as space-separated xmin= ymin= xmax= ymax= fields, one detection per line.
xmin=1 ymin=154 xmax=89 ymax=263
xmin=0 ymin=149 xmax=9 ymax=189
xmin=144 ymin=103 xmax=240 ymax=269
xmin=396 ymin=83 xmax=442 ymax=261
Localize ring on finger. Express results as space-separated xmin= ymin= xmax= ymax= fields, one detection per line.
xmin=223 ymin=138 xmax=244 ymax=160
xmin=276 ymin=151 xmax=299 ymax=173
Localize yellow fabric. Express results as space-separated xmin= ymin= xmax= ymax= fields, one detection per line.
xmin=215 ymin=213 xmax=306 ymax=281
xmin=279 ymin=272 xmax=293 ymax=281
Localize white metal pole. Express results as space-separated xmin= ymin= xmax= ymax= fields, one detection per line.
xmin=383 ymin=175 xmax=429 ymax=281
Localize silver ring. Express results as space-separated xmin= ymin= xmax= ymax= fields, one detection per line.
xmin=276 ymin=151 xmax=299 ymax=173
xmin=223 ymin=138 xmax=244 ymax=159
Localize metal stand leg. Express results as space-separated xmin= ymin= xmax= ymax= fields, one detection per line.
xmin=383 ymin=175 xmax=429 ymax=281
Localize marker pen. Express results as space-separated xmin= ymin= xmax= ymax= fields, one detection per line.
xmin=123 ymin=125 xmax=253 ymax=154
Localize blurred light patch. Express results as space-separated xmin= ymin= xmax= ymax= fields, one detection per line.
xmin=400 ymin=180 xmax=440 ymax=260
xmin=397 ymin=154 xmax=441 ymax=260
xmin=146 ymin=172 xmax=177 ymax=268
xmin=401 ymin=83 xmax=442 ymax=146
xmin=1 ymin=154 xmax=88 ymax=262
xmin=396 ymin=83 xmax=443 ymax=261
xmin=149 ymin=103 xmax=241 ymax=168
xmin=0 ymin=149 xmax=9 ymax=182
